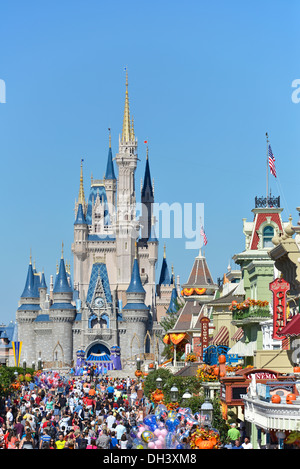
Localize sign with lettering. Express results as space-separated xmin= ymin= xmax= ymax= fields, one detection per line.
xmin=269 ymin=277 xmax=290 ymax=341
xmin=200 ymin=317 xmax=210 ymax=358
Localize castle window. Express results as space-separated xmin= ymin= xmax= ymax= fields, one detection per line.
xmin=263 ymin=225 xmax=274 ymax=248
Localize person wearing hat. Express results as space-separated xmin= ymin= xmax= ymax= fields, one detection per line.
xmin=227 ymin=423 xmax=241 ymax=446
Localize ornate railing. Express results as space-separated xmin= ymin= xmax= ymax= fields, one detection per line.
xmin=255 ymin=196 xmax=280 ymax=208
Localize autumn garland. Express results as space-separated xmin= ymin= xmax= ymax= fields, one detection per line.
xmin=229 ymin=298 xmax=269 ymax=311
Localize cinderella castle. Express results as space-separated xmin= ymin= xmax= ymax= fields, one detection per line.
xmin=15 ymin=73 xmax=179 ymax=371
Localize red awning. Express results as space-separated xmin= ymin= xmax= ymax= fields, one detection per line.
xmin=277 ymin=314 xmax=300 ymax=337
xmin=232 ymin=327 xmax=244 ymax=342
xmin=211 ymin=326 xmax=229 ymax=346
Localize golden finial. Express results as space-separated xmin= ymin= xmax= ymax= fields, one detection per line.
xmin=122 ymin=68 xmax=131 ymax=142
xmin=61 ymin=241 xmax=64 ymax=259
xmin=108 ymin=128 xmax=111 ymax=148
xmin=78 ymin=159 xmax=85 ymax=206
xmin=56 ymin=261 xmax=59 ymax=274
xmin=163 ymin=244 xmax=166 ymax=259
xmin=29 ymin=248 xmax=32 ymax=265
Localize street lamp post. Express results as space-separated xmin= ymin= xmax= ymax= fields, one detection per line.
xmin=156 ymin=377 xmax=163 ymax=390
xmin=182 ymin=390 xmax=192 ymax=406
xmin=200 ymin=399 xmax=214 ymax=427
xmin=170 ymin=385 xmax=179 ymax=403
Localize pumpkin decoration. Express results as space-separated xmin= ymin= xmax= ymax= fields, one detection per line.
xmin=286 ymin=393 xmax=297 ymax=404
xmin=197 ymin=439 xmax=215 ymax=449
xmin=218 ymin=354 xmax=226 ymax=364
xmin=148 ymin=363 xmax=154 ymax=369
xmin=135 ymin=370 xmax=142 ymax=378
xmin=271 ymin=394 xmax=281 ymax=404
xmin=294 ymin=366 xmax=300 ymax=373
xmin=151 ymin=389 xmax=164 ymax=404
xmin=213 ymin=366 xmax=219 ymax=376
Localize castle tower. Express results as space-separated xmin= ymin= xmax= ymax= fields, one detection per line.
xmin=72 ymin=161 xmax=89 ymax=298
xmin=115 ymin=70 xmax=139 ymax=293
xmin=104 ymin=129 xmax=117 ymax=215
xmin=16 ymin=253 xmax=41 ymax=365
xmin=121 ymin=243 xmax=149 ymax=358
xmin=49 ymin=244 xmax=76 ymax=366
xmin=156 ymin=245 xmax=174 ymax=322
xmin=140 ymin=144 xmax=154 ymax=240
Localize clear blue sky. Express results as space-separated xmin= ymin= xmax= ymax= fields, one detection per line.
xmin=0 ymin=0 xmax=300 ymax=323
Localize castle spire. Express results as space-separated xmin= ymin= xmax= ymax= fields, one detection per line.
xmin=105 ymin=129 xmax=116 ymax=180
xmin=78 ymin=159 xmax=85 ymax=206
xmin=122 ymin=69 xmax=131 ymax=142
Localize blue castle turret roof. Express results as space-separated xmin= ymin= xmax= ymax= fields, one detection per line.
xmin=53 ymin=257 xmax=72 ymax=294
xmin=21 ymin=262 xmax=39 ymax=299
xmin=126 ymin=258 xmax=145 ymax=294
xmin=74 ymin=203 xmax=87 ymax=225
xmin=105 ymin=145 xmax=116 ymax=180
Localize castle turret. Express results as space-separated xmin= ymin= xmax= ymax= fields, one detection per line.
xmin=49 ymin=244 xmax=76 ymax=366
xmin=122 ymin=243 xmax=149 ymax=357
xmin=140 ymin=145 xmax=154 ymax=240
xmin=104 ymin=130 xmax=117 ymax=215
xmin=16 ymin=254 xmax=41 ymax=365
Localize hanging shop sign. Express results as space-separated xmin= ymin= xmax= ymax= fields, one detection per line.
xmin=269 ymin=277 xmax=290 ymax=341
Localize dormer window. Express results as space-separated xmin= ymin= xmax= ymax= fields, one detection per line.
xmin=263 ymin=225 xmax=274 ymax=248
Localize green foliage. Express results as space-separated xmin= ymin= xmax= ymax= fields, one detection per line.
xmin=0 ymin=366 xmax=34 ymax=397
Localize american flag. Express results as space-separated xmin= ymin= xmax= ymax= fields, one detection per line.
xmin=200 ymin=226 xmax=207 ymax=246
xmin=268 ymin=144 xmax=277 ymax=178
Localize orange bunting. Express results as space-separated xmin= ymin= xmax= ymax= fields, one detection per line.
xmin=181 ymin=288 xmax=207 ymax=296
xmin=170 ymin=333 xmax=186 ymax=345
xmin=163 ymin=334 xmax=170 ymax=344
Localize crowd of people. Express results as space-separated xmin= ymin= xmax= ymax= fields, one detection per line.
xmin=0 ymin=370 xmax=154 ymax=450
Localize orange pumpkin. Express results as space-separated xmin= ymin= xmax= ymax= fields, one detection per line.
xmin=271 ymin=394 xmax=281 ymax=404
xmin=148 ymin=363 xmax=154 ymax=369
xmin=218 ymin=354 xmax=226 ymax=364
xmin=294 ymin=366 xmax=300 ymax=373
xmin=213 ymin=366 xmax=219 ymax=376
xmin=198 ymin=440 xmax=214 ymax=449
xmin=135 ymin=370 xmax=142 ymax=377
xmin=286 ymin=393 xmax=296 ymax=404
xmin=195 ymin=438 xmax=203 ymax=447
xmin=209 ymin=437 xmax=217 ymax=446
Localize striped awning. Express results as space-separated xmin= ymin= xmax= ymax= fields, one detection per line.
xmin=232 ymin=327 xmax=244 ymax=342
xmin=86 ymin=353 xmax=111 ymax=362
xmin=211 ymin=326 xmax=229 ymax=346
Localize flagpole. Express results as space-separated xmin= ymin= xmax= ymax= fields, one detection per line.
xmin=266 ymin=132 xmax=269 ymax=207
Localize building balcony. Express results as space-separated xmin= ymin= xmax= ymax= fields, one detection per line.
xmin=232 ymin=305 xmax=270 ymax=323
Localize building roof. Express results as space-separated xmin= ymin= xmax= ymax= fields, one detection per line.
xmin=127 ymin=258 xmax=145 ymax=294
xmin=182 ymin=250 xmax=217 ymax=289
xmin=21 ymin=262 xmax=39 ymax=299
xmin=166 ymin=287 xmax=178 ymax=314
xmin=87 ymin=262 xmax=112 ymax=304
xmin=158 ymin=247 xmax=171 ymax=285
xmin=105 ymin=146 xmax=116 ymax=180
xmin=141 ymin=153 xmax=153 ymax=199
xmin=53 ymin=257 xmax=73 ymax=294
xmin=171 ymin=301 xmax=202 ymax=331
xmin=74 ymin=203 xmax=87 ymax=225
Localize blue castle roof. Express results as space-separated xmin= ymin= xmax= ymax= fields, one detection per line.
xmin=53 ymin=258 xmax=73 ymax=294
xmin=74 ymin=203 xmax=87 ymax=225
xmin=21 ymin=263 xmax=39 ymax=299
xmin=87 ymin=262 xmax=112 ymax=304
xmin=141 ymin=155 xmax=153 ymax=199
xmin=166 ymin=287 xmax=178 ymax=314
xmin=105 ymin=146 xmax=116 ymax=180
xmin=126 ymin=258 xmax=145 ymax=294
xmin=159 ymin=257 xmax=171 ymax=285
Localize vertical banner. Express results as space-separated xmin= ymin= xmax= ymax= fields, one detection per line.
xmin=200 ymin=317 xmax=210 ymax=359
xmin=269 ymin=277 xmax=290 ymax=341
xmin=12 ymin=341 xmax=22 ymax=367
